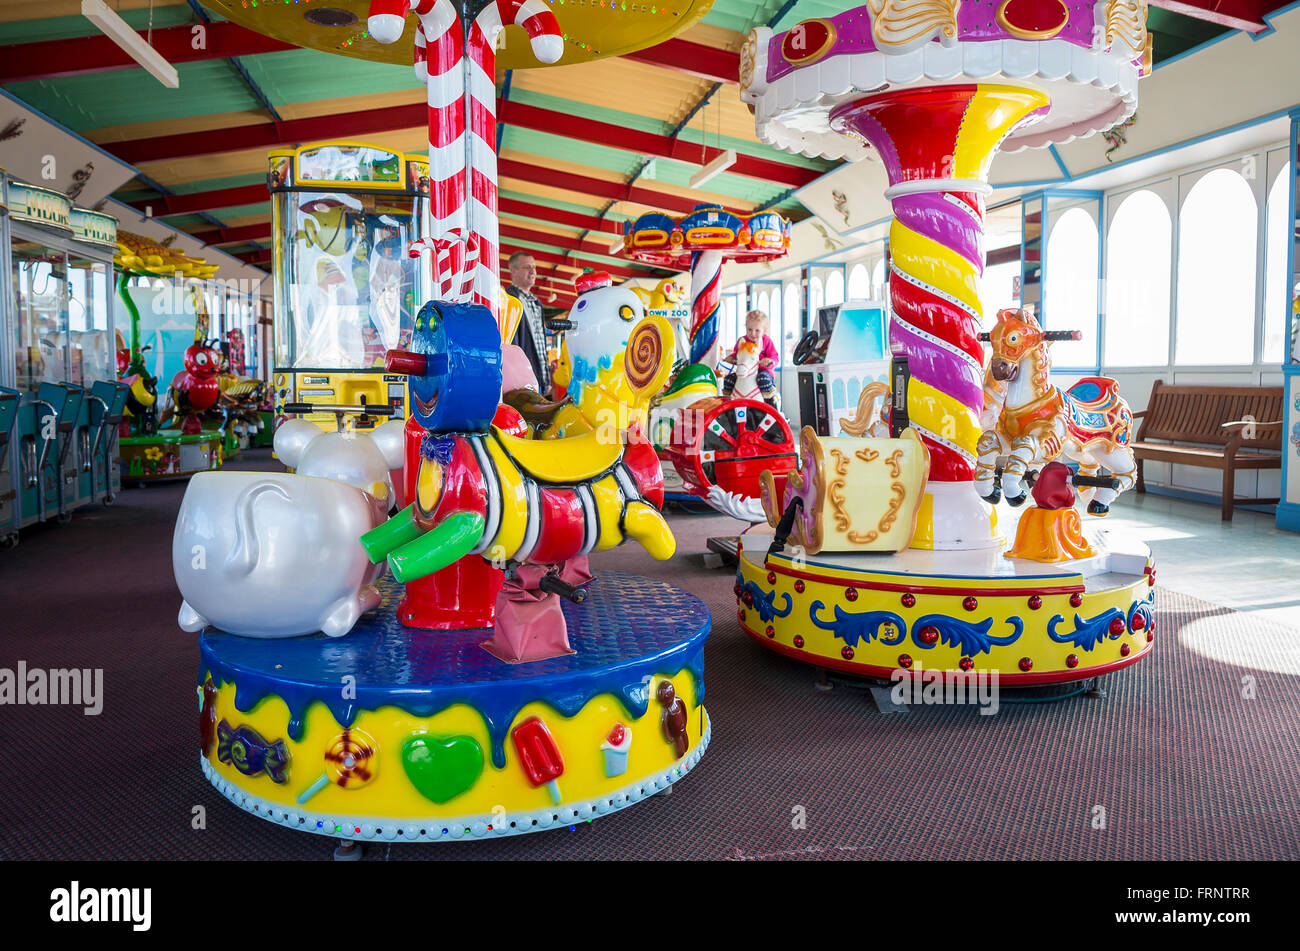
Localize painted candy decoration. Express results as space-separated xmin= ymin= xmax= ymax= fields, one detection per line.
xmin=657 ymin=680 xmax=688 ymax=759
xmin=511 ymin=716 xmax=564 ymax=803
xmin=402 ymin=734 xmax=485 ymax=804
xmin=199 ymin=679 xmax=218 ymax=756
xmin=216 ymin=720 xmax=290 ymax=784
xmin=297 ymin=729 xmax=380 ymax=804
xmin=601 ymin=723 xmax=632 ymax=778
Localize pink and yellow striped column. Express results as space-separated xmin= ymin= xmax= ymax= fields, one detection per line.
xmin=831 ymin=84 xmax=1050 ymax=550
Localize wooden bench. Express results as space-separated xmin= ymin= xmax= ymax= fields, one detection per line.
xmin=1132 ymin=380 xmax=1284 ymax=521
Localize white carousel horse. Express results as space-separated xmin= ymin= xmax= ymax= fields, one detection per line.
xmin=974 ymin=308 xmax=1136 ymax=515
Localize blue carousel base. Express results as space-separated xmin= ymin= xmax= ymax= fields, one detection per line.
xmin=197 ymin=571 xmax=712 ymax=841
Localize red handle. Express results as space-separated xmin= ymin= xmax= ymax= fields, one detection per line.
xmin=385 ymin=350 xmax=427 ymax=375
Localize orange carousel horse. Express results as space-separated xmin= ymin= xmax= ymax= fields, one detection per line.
xmin=975 ymin=309 xmax=1136 ymax=515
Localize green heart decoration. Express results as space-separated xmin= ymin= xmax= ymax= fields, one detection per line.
xmin=402 ymin=734 xmax=484 ymax=804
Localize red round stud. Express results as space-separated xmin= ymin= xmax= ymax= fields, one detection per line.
xmin=901 ymin=592 xmax=916 ymax=608
xmin=767 ymin=571 xmax=777 ymax=584
xmin=742 ymin=591 xmax=754 ymax=607
xmin=918 ymin=625 xmax=939 ymax=646
xmin=1027 ymin=595 xmax=1042 ymax=610
xmin=1066 ymin=654 xmax=1079 ymax=668
xmin=737 ymin=609 xmax=746 ymax=624
xmin=1120 ymin=643 xmax=1131 ymax=657
xmin=1146 ymin=631 xmax=1154 ymax=643
xmin=959 ymin=656 xmax=974 ymax=672
xmin=962 ymin=596 xmax=977 ymax=611
xmin=1069 ymin=592 xmax=1083 ymax=608
xmin=765 ymin=625 xmax=775 ymax=639
xmin=733 ymin=583 xmax=742 ymax=598
xmin=794 ymin=579 xmax=805 ymax=593
xmin=1131 ymin=613 xmax=1146 ymax=631
xmin=1108 ymin=617 xmax=1126 ymax=637
xmin=841 ymin=646 xmax=854 ymax=660
xmin=1018 ymin=657 xmax=1033 ymax=672
xmin=845 ymin=587 xmax=859 ymax=602
xmin=793 ymin=635 xmax=805 ymax=649
xmin=898 ymin=654 xmax=913 ymax=669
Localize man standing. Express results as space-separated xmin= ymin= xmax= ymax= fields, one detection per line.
xmin=505 ymin=251 xmax=550 ymax=393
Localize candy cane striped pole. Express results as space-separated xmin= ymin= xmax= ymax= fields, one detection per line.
xmin=688 ymin=248 xmax=723 ymax=368
xmin=830 ymin=84 xmax=1050 ymax=550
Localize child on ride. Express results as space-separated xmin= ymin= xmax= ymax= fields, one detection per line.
xmin=722 ymin=309 xmax=780 ymax=408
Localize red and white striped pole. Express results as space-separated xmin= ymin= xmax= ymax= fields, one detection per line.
xmin=368 ymin=0 xmax=562 ymax=313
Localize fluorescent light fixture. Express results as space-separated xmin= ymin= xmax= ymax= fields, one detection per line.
xmin=689 ymin=149 xmax=736 ymax=190
xmin=642 ymin=158 xmax=658 ymax=181
xmin=82 ymin=0 xmax=179 ymax=88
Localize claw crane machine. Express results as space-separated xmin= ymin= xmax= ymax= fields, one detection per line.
xmin=268 ymin=142 xmax=430 ymax=431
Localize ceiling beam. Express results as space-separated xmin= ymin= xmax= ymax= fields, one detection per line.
xmin=499 ymin=196 xmax=621 ymax=234
xmin=1148 ymin=0 xmax=1271 ymax=32
xmin=0 ymin=20 xmax=294 ymax=85
xmin=500 ymin=222 xmax=624 ymax=259
xmin=622 ymin=38 xmax=740 ymax=84
xmin=193 ymin=223 xmax=272 ymax=247
xmin=498 ymin=159 xmax=730 ymax=216
xmin=498 ymin=101 xmax=818 ymax=189
xmin=501 ymin=245 xmax=666 ymax=282
xmin=109 ymin=102 xmax=815 ymax=188
xmin=129 ymin=183 xmax=268 ymax=217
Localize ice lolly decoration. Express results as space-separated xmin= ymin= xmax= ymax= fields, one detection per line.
xmin=511 ymin=716 xmax=565 ymax=804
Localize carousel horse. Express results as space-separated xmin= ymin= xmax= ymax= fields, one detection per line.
xmin=975 ymin=309 xmax=1135 ymax=515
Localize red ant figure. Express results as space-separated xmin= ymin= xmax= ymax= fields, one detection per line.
xmin=166 ymin=341 xmax=223 ymax=435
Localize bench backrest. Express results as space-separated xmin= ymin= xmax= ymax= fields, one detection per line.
xmin=1137 ymin=380 xmax=1283 ymax=449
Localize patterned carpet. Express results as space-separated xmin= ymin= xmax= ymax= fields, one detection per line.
xmin=3 ymin=449 xmax=1299 ymax=861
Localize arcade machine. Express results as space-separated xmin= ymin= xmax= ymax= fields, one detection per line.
xmin=268 ymin=142 xmax=430 ymax=432
xmin=2 ymin=172 xmax=126 ymax=544
xmin=789 ymin=299 xmax=891 ymax=437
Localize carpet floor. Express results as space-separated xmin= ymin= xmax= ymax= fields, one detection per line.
xmin=2 ymin=449 xmax=1298 ymax=861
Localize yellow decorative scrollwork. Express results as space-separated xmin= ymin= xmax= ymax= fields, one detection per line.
xmin=830 ymin=448 xmax=851 ymax=477
xmin=829 ymin=478 xmax=850 ymax=532
xmin=855 ymin=447 xmax=879 ymax=463
xmin=739 ymin=29 xmax=759 ymax=93
xmin=879 ymin=482 xmax=907 ymax=534
xmin=867 ymin=0 xmax=960 ymax=49
xmin=886 ymin=449 xmax=905 ymax=479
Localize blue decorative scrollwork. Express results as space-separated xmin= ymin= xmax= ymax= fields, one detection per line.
xmin=1128 ymin=598 xmax=1154 ymax=634
xmin=910 ymin=613 xmax=1023 ymax=655
xmin=740 ymin=580 xmax=792 ymax=623
xmin=1047 ymin=606 xmax=1125 ymax=651
xmin=808 ymin=601 xmax=907 ymax=648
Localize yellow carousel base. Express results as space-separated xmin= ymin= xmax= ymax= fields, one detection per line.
xmin=197 ymin=573 xmax=710 ymax=841
xmin=735 ymin=515 xmax=1155 ymax=685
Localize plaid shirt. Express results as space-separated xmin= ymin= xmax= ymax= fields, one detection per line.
xmin=507 ymin=284 xmax=550 ymax=393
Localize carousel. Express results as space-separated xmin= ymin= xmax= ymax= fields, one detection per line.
xmin=174 ymin=0 xmax=715 ymax=850
xmin=731 ymin=1 xmax=1157 ymax=687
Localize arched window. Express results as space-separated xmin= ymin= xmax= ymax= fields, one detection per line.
xmin=848 ymin=263 xmax=870 ymax=300
xmin=825 ymin=270 xmax=845 ymax=307
xmin=871 ymin=258 xmax=886 ymax=298
xmin=1103 ymin=189 xmax=1172 ymax=366
xmin=1044 ymin=206 xmax=1099 ymax=367
xmin=1264 ymin=166 xmax=1291 ymax=363
xmin=1176 ymin=167 xmax=1257 ymax=365
xmin=809 ymin=276 xmax=824 ymax=317
xmin=783 ymin=282 xmax=800 ymax=363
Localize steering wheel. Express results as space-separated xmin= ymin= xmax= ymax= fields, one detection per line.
xmin=792 ymin=331 xmax=821 ymax=366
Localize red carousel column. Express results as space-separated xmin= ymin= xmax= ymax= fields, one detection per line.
xmin=830 ymin=84 xmax=1050 ymax=550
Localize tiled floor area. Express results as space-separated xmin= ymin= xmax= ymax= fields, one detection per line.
xmin=1103 ymin=491 xmax=1300 ymax=636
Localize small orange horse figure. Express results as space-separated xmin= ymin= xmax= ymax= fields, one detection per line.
xmin=976 ymin=309 xmax=1135 ymax=515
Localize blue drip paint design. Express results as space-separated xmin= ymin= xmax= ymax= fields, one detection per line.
xmin=740 ymin=581 xmax=792 ymax=622
xmin=911 ymin=613 xmax=1024 ymax=655
xmin=199 ymin=572 xmax=709 ymax=769
xmin=1127 ymin=598 xmax=1155 ymax=636
xmin=808 ymin=600 xmax=907 ymax=648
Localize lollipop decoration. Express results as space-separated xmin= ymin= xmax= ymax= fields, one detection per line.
xmin=297 ymin=729 xmax=379 ymax=804
xmin=741 ymin=2 xmax=1150 ymax=549
xmin=624 ymin=206 xmax=790 ymax=369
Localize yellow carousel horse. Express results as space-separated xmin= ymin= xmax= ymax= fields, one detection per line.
xmin=975 ymin=308 xmax=1136 ymax=515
